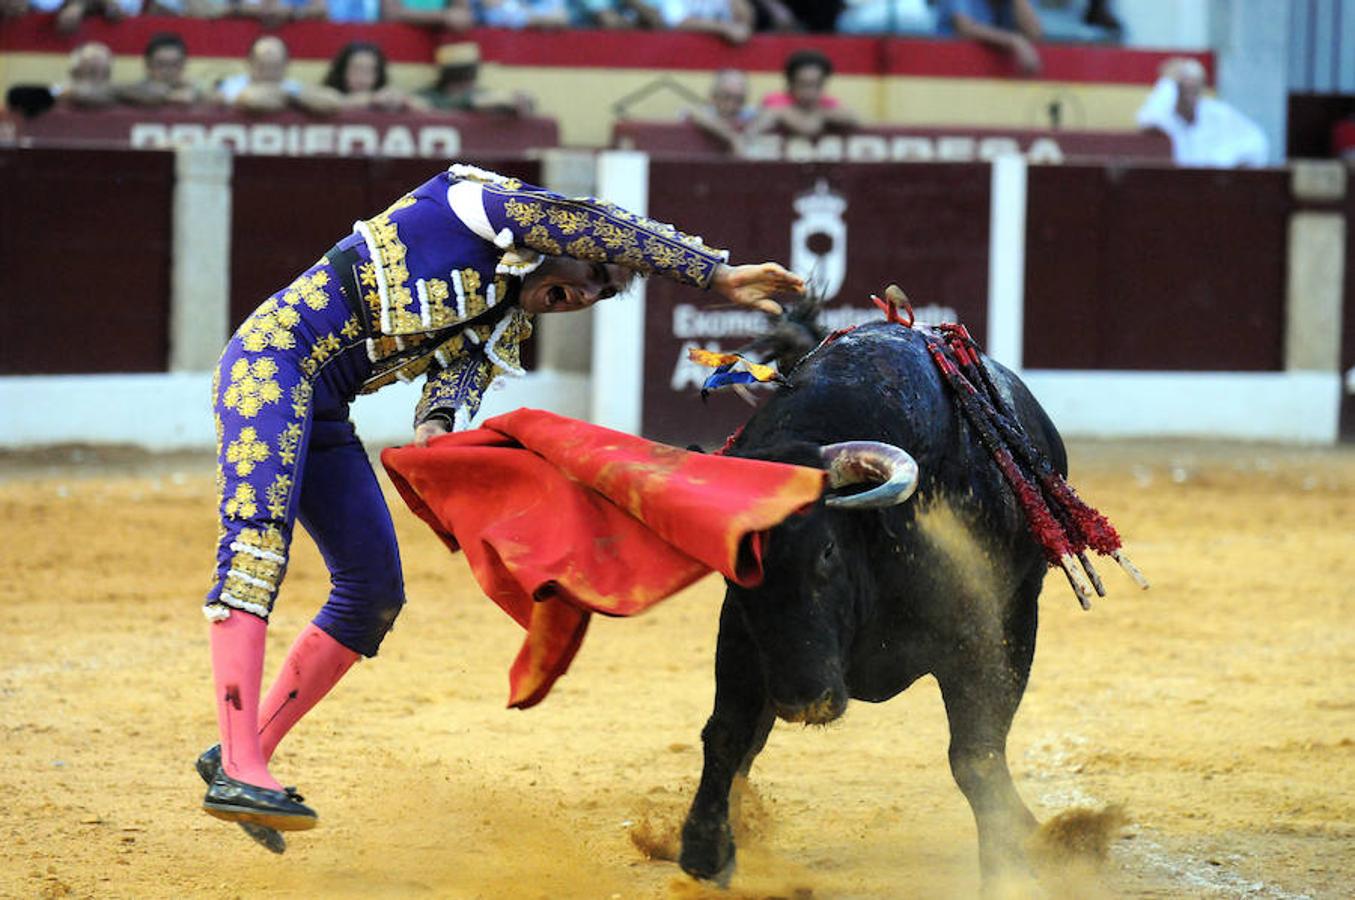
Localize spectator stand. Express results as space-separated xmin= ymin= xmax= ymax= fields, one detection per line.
xmin=2 ymin=14 xmax=1213 ymax=150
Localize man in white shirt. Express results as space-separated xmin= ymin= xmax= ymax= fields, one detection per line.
xmin=216 ymin=35 xmax=338 ymax=116
xmin=1136 ymin=58 xmax=1268 ymax=168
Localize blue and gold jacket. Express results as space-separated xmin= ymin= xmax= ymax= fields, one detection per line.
xmin=351 ymin=164 xmax=728 ymax=429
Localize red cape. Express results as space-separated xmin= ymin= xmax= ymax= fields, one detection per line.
xmin=380 ymin=408 xmax=825 ymax=708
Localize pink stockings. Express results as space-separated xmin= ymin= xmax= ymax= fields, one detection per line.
xmin=211 ymin=615 xmax=360 ymax=789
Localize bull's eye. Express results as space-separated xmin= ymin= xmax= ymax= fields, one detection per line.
xmin=820 ymin=539 xmax=836 ymax=562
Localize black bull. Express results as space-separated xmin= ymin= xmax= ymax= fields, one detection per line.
xmin=679 ymin=322 xmax=1064 ymax=884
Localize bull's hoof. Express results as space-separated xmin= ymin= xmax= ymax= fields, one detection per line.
xmin=679 ymin=817 xmax=736 ymax=886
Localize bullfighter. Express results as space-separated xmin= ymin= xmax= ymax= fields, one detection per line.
xmin=199 ymin=163 xmax=803 ymax=848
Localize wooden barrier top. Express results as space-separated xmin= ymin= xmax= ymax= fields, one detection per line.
xmin=612 ymin=119 xmax=1172 ymax=164
xmin=8 ymin=107 xmax=560 ymax=157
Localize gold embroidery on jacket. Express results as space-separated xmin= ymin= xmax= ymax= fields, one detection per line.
xmin=524 ymin=225 xmax=562 ymax=256
xmin=504 ymin=198 xmax=545 ymax=227
xmin=565 ymin=235 xmax=606 ymax=262
xmin=424 ymin=278 xmax=455 ymax=328
xmin=547 ymin=207 xmax=589 ymax=235
xmin=361 ymin=195 xmax=421 ymax=334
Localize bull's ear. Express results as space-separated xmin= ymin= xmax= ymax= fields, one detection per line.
xmin=727 ymin=440 xmax=826 ymax=471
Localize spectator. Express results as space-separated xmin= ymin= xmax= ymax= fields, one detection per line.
xmin=687 ymin=68 xmax=755 ymax=152
xmin=53 ymin=41 xmax=118 ymax=108
xmin=417 ymin=41 xmax=536 ymax=115
xmin=381 ymin=0 xmax=472 ymax=30
xmin=837 ymin=0 xmax=936 ymax=34
xmin=747 ymin=48 xmax=857 ymax=140
xmin=634 ymin=0 xmax=754 ymax=45
xmin=117 ymin=32 xmax=204 ymax=108
xmin=936 ymin=0 xmax=1044 ymax=76
xmin=216 ymin=35 xmax=339 ymax=116
xmin=322 ymin=42 xmax=427 ymax=112
xmin=52 ymin=0 xmax=138 ymax=34
xmin=1136 ymin=58 xmax=1268 ymax=168
xmin=478 ymin=0 xmax=569 ymax=28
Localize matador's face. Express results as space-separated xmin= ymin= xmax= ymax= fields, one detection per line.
xmin=519 ymin=257 xmax=633 ymax=315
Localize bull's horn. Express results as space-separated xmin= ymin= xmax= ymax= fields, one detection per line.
xmin=820 ymin=441 xmax=920 ymax=509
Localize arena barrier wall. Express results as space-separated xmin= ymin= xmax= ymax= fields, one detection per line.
xmin=0 ymin=15 xmax=1211 ymax=147
xmin=0 ymin=148 xmax=1348 ymax=447
xmin=592 ymin=154 xmax=1348 ymax=446
xmin=10 ymin=108 xmax=560 ymax=159
xmin=611 ymin=120 xmax=1173 ymax=165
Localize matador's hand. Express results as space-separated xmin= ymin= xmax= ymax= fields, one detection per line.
xmin=414 ymin=419 xmax=451 ymax=446
xmin=710 ymin=262 xmax=805 ymax=316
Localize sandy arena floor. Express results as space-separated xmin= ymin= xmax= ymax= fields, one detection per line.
xmin=1 ymin=440 xmax=1352 ymax=899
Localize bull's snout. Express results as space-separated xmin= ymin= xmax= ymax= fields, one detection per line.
xmin=774 ymin=688 xmax=847 ymax=725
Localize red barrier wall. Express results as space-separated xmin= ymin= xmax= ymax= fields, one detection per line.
xmin=0 ymin=147 xmax=173 ymax=374
xmin=0 ymin=146 xmax=1298 ymax=419
xmin=1023 ymin=166 xmax=1290 ymax=371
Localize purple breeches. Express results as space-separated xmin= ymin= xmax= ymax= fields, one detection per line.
xmin=204 ymin=258 xmax=406 ymax=657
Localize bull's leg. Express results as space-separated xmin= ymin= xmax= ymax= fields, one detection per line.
xmin=679 ymin=600 xmax=774 ymax=884
xmin=936 ymin=571 xmax=1041 ymax=884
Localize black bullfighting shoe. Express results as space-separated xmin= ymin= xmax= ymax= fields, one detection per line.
xmin=195 ymin=745 xmax=288 ymax=854
xmin=198 ymin=748 xmax=317 ymax=833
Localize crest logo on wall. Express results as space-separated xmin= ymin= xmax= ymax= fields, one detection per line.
xmin=790 ymin=179 xmax=848 ymax=301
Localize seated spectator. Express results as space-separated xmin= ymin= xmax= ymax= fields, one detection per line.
xmin=117 ymin=32 xmax=204 ymax=108
xmin=633 ymin=0 xmax=754 ymax=45
xmin=2 ymin=0 xmax=32 ymax=20
xmin=53 ymin=41 xmax=118 ymax=109
xmin=322 ymin=42 xmax=427 ymax=112
xmin=216 ymin=35 xmax=339 ymax=116
xmin=686 ymin=68 xmax=755 ymax=152
xmin=381 ymin=0 xmax=472 ymax=30
xmin=51 ymin=0 xmax=138 ymax=34
xmin=478 ymin=0 xmax=569 ymax=28
xmin=936 ymin=0 xmax=1044 ymax=76
xmin=836 ymin=0 xmax=936 ymax=34
xmin=1135 ymin=58 xmax=1268 ymax=168
xmin=747 ymin=48 xmax=857 ymax=140
xmin=417 ymin=41 xmax=536 ymax=115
